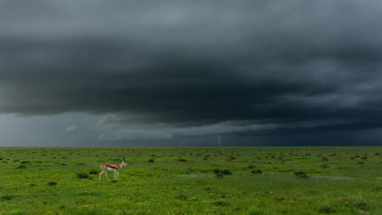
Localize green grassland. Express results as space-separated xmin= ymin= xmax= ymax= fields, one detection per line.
xmin=1 ymin=147 xmax=382 ymax=215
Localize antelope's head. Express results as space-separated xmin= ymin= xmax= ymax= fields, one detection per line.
xmin=123 ymin=157 xmax=127 ymax=166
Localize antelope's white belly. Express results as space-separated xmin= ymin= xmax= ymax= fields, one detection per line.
xmin=106 ymin=167 xmax=116 ymax=171
xmin=100 ymin=165 xmax=117 ymax=172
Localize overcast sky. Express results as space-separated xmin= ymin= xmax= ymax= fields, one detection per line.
xmin=1 ymin=0 xmax=382 ymax=147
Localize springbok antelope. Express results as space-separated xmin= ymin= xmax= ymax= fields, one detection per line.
xmin=99 ymin=157 xmax=127 ymax=182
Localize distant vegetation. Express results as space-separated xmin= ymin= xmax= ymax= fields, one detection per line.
xmin=0 ymin=147 xmax=382 ymax=214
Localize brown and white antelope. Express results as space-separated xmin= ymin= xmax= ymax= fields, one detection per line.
xmin=99 ymin=157 xmax=127 ymax=182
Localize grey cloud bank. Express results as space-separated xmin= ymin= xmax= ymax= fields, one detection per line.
xmin=1 ymin=0 xmax=382 ymax=146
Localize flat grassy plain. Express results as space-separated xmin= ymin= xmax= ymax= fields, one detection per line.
xmin=1 ymin=147 xmax=382 ymax=215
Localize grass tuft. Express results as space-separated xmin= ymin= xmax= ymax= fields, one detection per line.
xmin=317 ymin=203 xmax=334 ymax=213
xmin=76 ymin=172 xmax=90 ymax=179
xmin=47 ymin=181 xmax=57 ymax=186
xmin=211 ymin=199 xmax=230 ymax=206
xmin=175 ymin=194 xmax=187 ymax=199
xmin=0 ymin=195 xmax=14 ymax=201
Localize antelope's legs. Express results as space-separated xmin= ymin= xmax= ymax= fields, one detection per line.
xmin=100 ymin=170 xmax=110 ymax=182
xmin=99 ymin=170 xmax=105 ymax=182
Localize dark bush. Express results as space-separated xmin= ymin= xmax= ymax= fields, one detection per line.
xmin=48 ymin=181 xmax=57 ymax=186
xmin=0 ymin=195 xmax=14 ymax=201
xmin=248 ymin=165 xmax=255 ymax=169
xmin=375 ymin=153 xmax=380 ymax=155
xmin=251 ymin=169 xmax=262 ymax=174
xmin=350 ymin=157 xmax=354 ymax=159
xmin=221 ymin=169 xmax=232 ymax=175
xmin=212 ymin=199 xmax=231 ymax=206
xmin=204 ymin=186 xmax=213 ymax=190
xmin=76 ymin=172 xmax=90 ymax=179
xmin=273 ymin=195 xmax=286 ymax=201
xmin=213 ymin=168 xmax=221 ymax=174
xmin=294 ymin=171 xmax=309 ymax=178
xmin=61 ymin=162 xmax=67 ymax=166
xmin=359 ymin=162 xmax=364 ymax=164
xmin=16 ymin=165 xmax=27 ymax=169
xmin=20 ymin=161 xmax=31 ymax=164
xmin=361 ymin=157 xmax=367 ymax=160
xmin=89 ymin=170 xmax=98 ymax=175
xmin=175 ymin=194 xmax=187 ymax=199
xmin=355 ymin=202 xmax=368 ymax=210
xmin=177 ymin=159 xmax=187 ymax=162
xmin=216 ymin=173 xmax=224 ymax=179
xmin=148 ymin=159 xmax=154 ymax=163
xmin=371 ymin=185 xmax=382 ymax=191
xmin=322 ymin=157 xmax=329 ymax=161
xmin=320 ymin=164 xmax=330 ymax=169
xmin=317 ymin=204 xmax=334 ymax=213
xmin=77 ymin=163 xmax=85 ymax=165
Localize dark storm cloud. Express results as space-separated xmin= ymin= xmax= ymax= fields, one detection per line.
xmin=1 ymin=0 xmax=382 ymax=137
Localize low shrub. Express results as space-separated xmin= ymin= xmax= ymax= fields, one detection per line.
xmin=76 ymin=172 xmax=90 ymax=179
xmin=322 ymin=157 xmax=329 ymax=161
xmin=20 ymin=161 xmax=31 ymax=164
xmin=204 ymin=186 xmax=213 ymax=191
xmin=175 ymin=194 xmax=187 ymax=199
xmin=148 ymin=159 xmax=154 ymax=163
xmin=213 ymin=168 xmax=221 ymax=174
xmin=294 ymin=171 xmax=309 ymax=178
xmin=89 ymin=169 xmax=98 ymax=175
xmin=0 ymin=195 xmax=14 ymax=201
xmin=371 ymin=185 xmax=382 ymax=191
xmin=355 ymin=202 xmax=368 ymax=210
xmin=317 ymin=203 xmax=334 ymax=213
xmin=16 ymin=165 xmax=27 ymax=169
xmin=247 ymin=206 xmax=263 ymax=215
xmin=250 ymin=169 xmax=262 ymax=174
xmin=212 ymin=199 xmax=230 ymax=206
xmin=273 ymin=195 xmax=286 ymax=201
xmin=61 ymin=162 xmax=67 ymax=166
xmin=177 ymin=159 xmax=187 ymax=162
xmin=320 ymin=164 xmax=330 ymax=169
xmin=222 ymin=169 xmax=232 ymax=175
xmin=47 ymin=181 xmax=57 ymax=186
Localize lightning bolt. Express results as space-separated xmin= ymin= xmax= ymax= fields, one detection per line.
xmin=218 ymin=135 xmax=220 ymax=147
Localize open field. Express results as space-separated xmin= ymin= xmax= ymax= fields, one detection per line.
xmin=0 ymin=147 xmax=382 ymax=215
